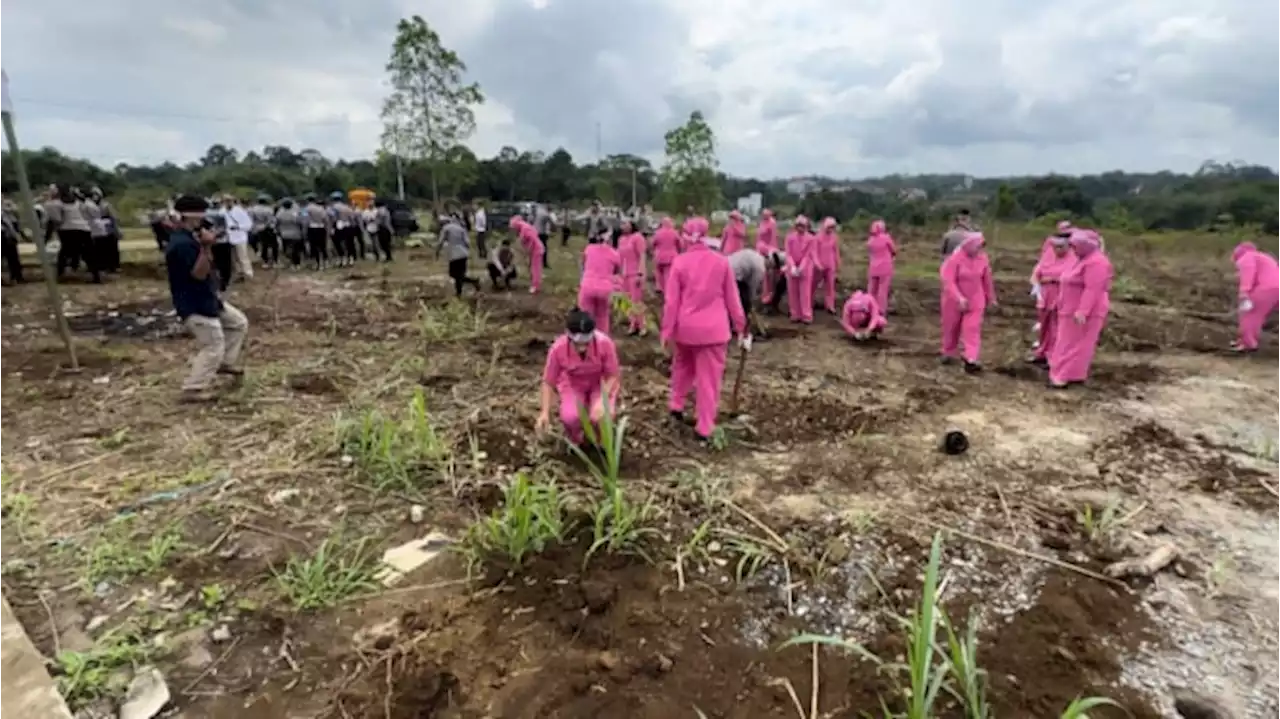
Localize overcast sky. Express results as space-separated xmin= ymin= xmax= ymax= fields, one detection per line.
xmin=2 ymin=0 xmax=1276 ymax=179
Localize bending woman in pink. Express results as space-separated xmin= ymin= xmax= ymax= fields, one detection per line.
xmin=536 ymin=309 xmax=621 ymax=446
xmin=939 ymin=232 xmax=997 ymax=373
xmin=866 ymin=219 xmax=897 ymax=311
xmin=813 ymin=217 xmax=841 ymax=313
xmin=1231 ymin=242 xmax=1279 ymax=353
xmin=841 ymin=290 xmax=886 ymax=341
xmin=1048 ymin=230 xmax=1112 ymax=388
xmin=661 ymin=234 xmax=749 ymax=442
xmin=578 ymin=233 xmax=621 ymax=335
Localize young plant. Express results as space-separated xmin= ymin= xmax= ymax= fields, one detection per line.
xmin=336 ymin=388 xmax=451 ymax=493
xmin=460 ymin=472 xmax=569 ymax=573
xmin=83 ymin=520 xmax=185 ymax=586
xmin=418 ymin=300 xmax=489 ymax=343
xmin=781 ymin=532 xmax=953 ymax=719
xmin=273 ymin=532 xmax=382 ymax=610
xmin=1059 ymin=695 xmax=1121 ymax=719
xmin=1075 ymin=499 xmax=1125 ymax=543
xmin=55 ymin=630 xmax=150 ymax=710
xmin=942 ymin=608 xmax=990 ymax=719
xmin=569 ymin=399 xmax=659 ymax=564
xmin=726 ymin=533 xmax=776 ymax=582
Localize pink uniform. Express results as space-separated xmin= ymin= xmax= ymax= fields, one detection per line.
xmin=1232 ymin=242 xmax=1279 ymax=351
xmin=1031 ymin=236 xmax=1075 ymax=361
xmin=512 ymin=218 xmax=545 ymax=293
xmin=866 ymin=220 xmax=897 ymax=311
xmin=841 ymin=290 xmax=886 ymax=337
xmin=784 ymin=220 xmax=817 ymax=323
xmin=651 ymin=219 xmax=681 ymax=294
xmin=755 ymin=212 xmax=779 ymax=304
xmin=1049 ymin=230 xmax=1112 ymax=385
xmin=661 ymin=241 xmax=747 ymax=439
xmin=619 ymin=231 xmax=648 ymax=333
xmin=578 ymin=243 xmax=621 ymax=335
xmin=721 ymin=213 xmax=747 ymax=255
xmin=813 ymin=218 xmax=842 ymax=313
xmin=939 ymin=233 xmax=997 ymax=364
xmin=542 ymin=332 xmax=621 ymax=445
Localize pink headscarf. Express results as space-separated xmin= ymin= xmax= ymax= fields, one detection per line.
xmin=660 ymin=217 xmax=674 ymax=229
xmin=762 ymin=209 xmax=774 ymax=219
xmin=1233 ymin=241 xmax=1257 ymax=262
xmin=1069 ymin=229 xmax=1102 ymax=258
xmin=870 ymin=219 xmax=886 ymax=235
xmin=794 ymin=215 xmax=810 ymax=229
xmin=1056 ymin=220 xmax=1074 ymax=234
xmin=961 ymin=231 xmax=986 ymax=257
xmin=508 ymin=216 xmax=523 ymax=230
xmin=821 ymin=217 xmax=836 ymax=232
xmin=729 ymin=210 xmax=742 ymax=222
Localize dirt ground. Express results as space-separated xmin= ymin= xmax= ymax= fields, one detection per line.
xmin=2 ymin=226 xmax=1277 ymax=719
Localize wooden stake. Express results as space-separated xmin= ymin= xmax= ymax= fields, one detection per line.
xmin=729 ymin=345 xmax=749 ymax=414
xmin=2 ymin=79 xmax=78 ymax=370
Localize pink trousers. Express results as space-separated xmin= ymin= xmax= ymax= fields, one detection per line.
xmin=1034 ymin=284 xmax=1061 ymax=359
xmin=1049 ymin=314 xmax=1106 ymax=384
xmin=787 ymin=267 xmax=814 ymax=322
xmin=654 ymin=261 xmax=672 ymax=294
xmin=560 ymin=384 xmax=619 ymax=445
xmin=813 ymin=267 xmax=838 ymax=312
xmin=868 ymin=273 xmax=892 ymax=313
xmin=625 ymin=274 xmax=645 ymax=332
xmin=578 ymin=285 xmax=612 ymax=336
xmin=529 ymin=251 xmax=544 ymax=293
xmin=940 ymin=302 xmax=985 ymax=363
xmin=1238 ymin=286 xmax=1279 ymax=350
xmin=668 ymin=342 xmax=729 ymax=438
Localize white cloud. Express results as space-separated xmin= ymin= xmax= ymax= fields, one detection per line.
xmin=0 ymin=0 xmax=1274 ymax=178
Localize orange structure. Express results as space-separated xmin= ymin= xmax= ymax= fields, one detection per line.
xmin=348 ymin=188 xmax=376 ymax=209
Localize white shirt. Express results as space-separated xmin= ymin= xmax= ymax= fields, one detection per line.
xmin=226 ymin=206 xmax=253 ymax=246
xmin=474 ymin=208 xmax=487 ymax=232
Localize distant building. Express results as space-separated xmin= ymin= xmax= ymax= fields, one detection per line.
xmin=736 ymin=192 xmax=762 ymax=217
xmin=785 ymin=177 xmax=819 ymax=197
xmin=899 ymin=187 xmax=928 ymax=202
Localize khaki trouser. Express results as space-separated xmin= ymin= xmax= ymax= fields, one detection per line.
xmin=232 ymin=243 xmax=255 ymax=279
xmin=182 ymin=302 xmax=248 ymax=391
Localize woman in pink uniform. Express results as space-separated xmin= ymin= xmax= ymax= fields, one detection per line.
xmin=577 ymin=234 xmax=622 ymax=335
xmin=841 ymin=290 xmax=887 ymax=340
xmin=1027 ymin=222 xmax=1075 ymax=366
xmin=865 ymin=219 xmax=897 ymax=311
xmin=661 ymin=234 xmax=749 ymax=442
xmin=1047 ymin=229 xmax=1112 ymax=388
xmin=721 ymin=211 xmax=747 ymax=254
xmin=783 ymin=216 xmax=816 ymax=323
xmin=618 ymin=220 xmax=648 ymax=336
xmin=939 ymin=232 xmax=997 ymax=373
xmin=536 ymin=309 xmax=621 ymax=446
xmin=1231 ymin=242 xmax=1279 ymax=353
xmin=651 ymin=218 xmax=681 ymax=295
xmin=510 ymin=217 xmax=545 ymax=294
xmin=813 ymin=217 xmax=842 ymax=314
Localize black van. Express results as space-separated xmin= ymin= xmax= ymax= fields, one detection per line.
xmin=384 ymin=199 xmax=420 ymax=237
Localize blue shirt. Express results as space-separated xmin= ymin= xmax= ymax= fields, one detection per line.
xmin=165 ymin=229 xmax=222 ymax=319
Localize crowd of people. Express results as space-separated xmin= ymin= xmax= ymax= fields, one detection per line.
xmin=1 ymin=184 xmax=124 ymax=284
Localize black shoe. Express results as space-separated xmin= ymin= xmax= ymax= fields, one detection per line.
xmin=940 ymin=356 xmax=956 ymax=366
xmin=1026 ymin=355 xmax=1048 ymax=367
xmin=963 ymin=361 xmax=983 ymax=374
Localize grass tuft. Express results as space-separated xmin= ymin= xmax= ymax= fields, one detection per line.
xmin=273 ymin=532 xmax=382 ymax=610
xmin=568 ymin=400 xmax=660 ymax=564
xmin=418 ymin=300 xmax=489 ymax=342
xmin=459 ymin=471 xmax=570 ymax=573
xmin=55 ymin=629 xmax=150 ymax=710
xmin=336 ymin=388 xmax=452 ymax=493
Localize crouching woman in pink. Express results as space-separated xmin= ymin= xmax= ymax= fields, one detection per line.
xmin=841 ymin=290 xmax=887 ymax=341
xmin=939 ymin=232 xmax=997 ymax=373
xmin=1230 ymin=242 xmax=1279 ymax=353
xmin=661 ymin=234 xmax=749 ymax=442
xmin=1048 ymin=230 xmax=1112 ymax=388
xmin=510 ymin=217 xmax=545 ymax=294
xmin=536 ymin=309 xmax=621 ymax=445
xmin=1027 ymin=226 xmax=1074 ymax=366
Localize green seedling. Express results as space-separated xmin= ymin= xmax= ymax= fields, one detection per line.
xmin=459 ymin=471 xmax=569 ymax=573
xmin=273 ymin=533 xmax=382 ymax=610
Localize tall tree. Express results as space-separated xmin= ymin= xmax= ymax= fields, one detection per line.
xmin=381 ymin=15 xmax=484 ymax=207
xmin=659 ymin=111 xmax=721 ymax=212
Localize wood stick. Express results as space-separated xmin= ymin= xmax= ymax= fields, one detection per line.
xmin=723 ymin=499 xmax=790 ymax=553
xmin=1258 ymin=477 xmax=1279 ymax=498
xmin=809 ymin=643 xmax=820 ymax=719
xmin=729 ymin=345 xmax=749 ymax=414
xmin=893 ymin=511 xmax=1128 ymax=588
xmin=34 ymin=449 xmax=125 ymax=484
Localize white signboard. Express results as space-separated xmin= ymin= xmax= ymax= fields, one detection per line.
xmin=1 ymin=70 xmax=12 ymax=114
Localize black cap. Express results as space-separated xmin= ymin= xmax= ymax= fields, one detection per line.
xmin=942 ymin=430 xmax=969 ymax=456
xmin=173 ymin=195 xmax=209 ymax=215
xmin=566 ymin=308 xmax=595 ymax=335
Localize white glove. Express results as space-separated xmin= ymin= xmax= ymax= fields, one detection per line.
xmin=790 ymin=266 xmax=801 ymax=278
xmin=853 ymin=331 xmax=869 ymax=341
xmin=1239 ymin=297 xmax=1254 ymax=313
xmin=739 ymin=334 xmax=753 ymax=352
xmin=1030 ymin=283 xmax=1042 ymax=299
xmin=1031 ymin=322 xmax=1041 ymax=334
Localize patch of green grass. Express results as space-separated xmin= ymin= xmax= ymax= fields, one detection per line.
xmin=418 ymin=300 xmax=490 ymax=342
xmin=336 ymin=388 xmax=452 ymax=493
xmin=55 ymin=629 xmax=150 ymax=710
xmin=1059 ymin=696 xmax=1122 ymax=719
xmin=97 ymin=427 xmax=132 ymax=450
xmin=459 ymin=471 xmax=569 ymax=574
xmin=1075 ymin=499 xmax=1130 ymax=544
xmin=1 ymin=467 xmax=37 ymax=539
xmin=83 ymin=519 xmax=185 ymax=587
xmin=273 ymin=532 xmax=382 ymax=610
xmin=569 ymin=404 xmax=660 ymax=565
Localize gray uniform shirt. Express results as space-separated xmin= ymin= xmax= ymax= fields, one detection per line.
xmin=586 ymin=212 xmax=608 ymax=239
xmin=249 ymin=205 xmax=274 ymax=232
xmin=275 ymin=208 xmax=304 ymax=240
xmin=533 ymin=208 xmax=551 ymax=235
xmin=728 ymin=249 xmax=767 ymax=299
xmin=55 ymin=200 xmax=92 ymax=233
xmin=303 ymin=202 xmax=330 ymax=231
xmin=437 ymin=221 xmax=470 ymax=261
